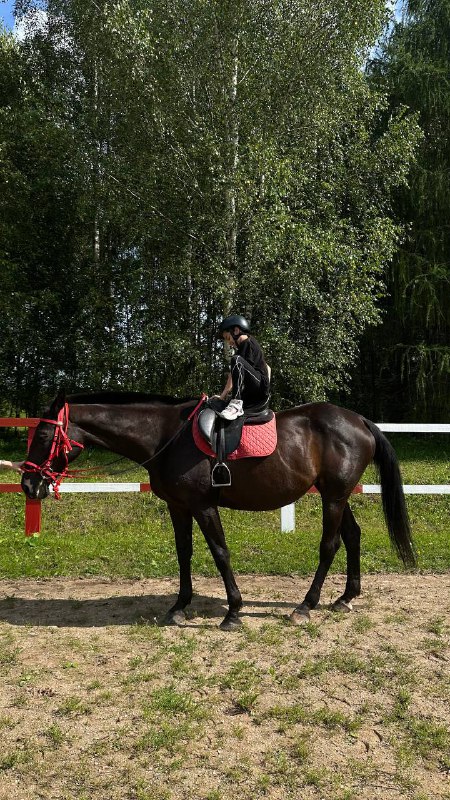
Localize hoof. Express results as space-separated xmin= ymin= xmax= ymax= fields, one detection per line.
xmin=289 ymin=608 xmax=310 ymax=625
xmin=162 ymin=609 xmax=186 ymax=626
xmin=219 ymin=614 xmax=242 ymax=632
xmin=332 ymin=599 xmax=353 ymax=613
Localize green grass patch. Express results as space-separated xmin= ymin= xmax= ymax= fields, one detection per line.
xmin=0 ymin=744 xmax=33 ymax=771
xmin=43 ymin=723 xmax=66 ymax=748
xmin=134 ymin=717 xmax=201 ymax=755
xmin=55 ymin=696 xmax=92 ymax=717
xmin=397 ymin=715 xmax=450 ymax=764
xmin=424 ymin=616 xmax=446 ymax=636
xmin=351 ymin=614 xmax=375 ymax=634
xmin=265 ymin=703 xmax=363 ymax=732
xmin=0 ymin=434 xmax=448 ymax=578
xmin=143 ymin=685 xmax=206 ymax=720
xmin=0 ymin=647 xmax=19 ymax=670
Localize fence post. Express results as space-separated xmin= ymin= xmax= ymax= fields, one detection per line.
xmin=25 ymin=423 xmax=41 ymax=536
xmin=281 ymin=504 xmax=295 ymax=532
xmin=25 ymin=498 xmax=41 ymax=536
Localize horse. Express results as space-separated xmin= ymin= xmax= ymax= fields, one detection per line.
xmin=21 ymin=389 xmax=416 ymax=630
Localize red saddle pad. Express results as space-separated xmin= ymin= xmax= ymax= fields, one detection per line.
xmin=192 ymin=413 xmax=277 ymax=459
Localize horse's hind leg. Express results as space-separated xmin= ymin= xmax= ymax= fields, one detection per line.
xmin=164 ymin=505 xmax=194 ymax=626
xmin=331 ymin=502 xmax=361 ymax=612
xmin=290 ymin=497 xmax=346 ymax=624
xmin=193 ymin=505 xmax=243 ymax=631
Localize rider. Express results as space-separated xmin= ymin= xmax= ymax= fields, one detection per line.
xmin=217 ymin=314 xmax=270 ymax=420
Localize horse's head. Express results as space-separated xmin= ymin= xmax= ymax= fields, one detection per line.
xmin=21 ymin=389 xmax=84 ymax=500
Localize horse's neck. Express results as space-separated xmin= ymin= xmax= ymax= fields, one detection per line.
xmin=69 ymin=403 xmax=179 ymax=461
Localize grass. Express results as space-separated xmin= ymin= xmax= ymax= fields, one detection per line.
xmin=0 ymin=491 xmax=448 ymax=579
xmin=0 ymin=433 xmax=448 ymax=579
xmin=265 ymin=703 xmax=364 ymax=733
xmin=43 ymin=723 xmax=66 ymax=748
xmin=0 ymin=647 xmax=19 ymax=670
xmin=56 ymin=696 xmax=92 ymax=717
xmin=143 ymin=686 xmax=207 ymax=720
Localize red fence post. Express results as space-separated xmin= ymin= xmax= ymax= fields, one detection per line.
xmin=25 ymin=498 xmax=42 ymax=536
xmin=25 ymin=422 xmax=41 ymax=536
xmin=0 ymin=418 xmax=41 ymax=536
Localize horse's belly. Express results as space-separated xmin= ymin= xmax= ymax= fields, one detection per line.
xmin=218 ymin=453 xmax=313 ymax=511
xmin=219 ymin=491 xmax=307 ymax=512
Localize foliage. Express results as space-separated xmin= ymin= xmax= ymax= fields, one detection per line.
xmin=0 ymin=2 xmax=420 ymax=412
xmin=353 ymin=0 xmax=450 ymax=421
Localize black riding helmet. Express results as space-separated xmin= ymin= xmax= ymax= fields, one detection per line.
xmin=218 ymin=314 xmax=251 ymax=340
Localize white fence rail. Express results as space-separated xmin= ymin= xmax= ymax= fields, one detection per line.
xmin=377 ymin=423 xmax=449 ymax=433
xmin=280 ymin=421 xmax=449 ymax=532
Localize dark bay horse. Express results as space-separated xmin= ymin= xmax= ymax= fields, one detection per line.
xmin=21 ymin=390 xmax=416 ymax=630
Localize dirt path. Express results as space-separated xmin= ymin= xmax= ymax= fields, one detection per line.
xmin=0 ymin=574 xmax=449 ymax=800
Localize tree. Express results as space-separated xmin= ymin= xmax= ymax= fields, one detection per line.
xmin=358 ymin=0 xmax=450 ymax=421
xmin=0 ymin=1 xmax=421 ymax=412
xmin=0 ymin=24 xmax=86 ymax=413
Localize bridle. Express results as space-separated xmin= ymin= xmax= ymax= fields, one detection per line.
xmin=22 ymin=395 xmax=208 ymax=499
xmin=22 ymin=402 xmax=84 ymax=499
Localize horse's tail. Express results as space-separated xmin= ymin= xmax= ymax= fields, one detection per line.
xmin=363 ymin=418 xmax=417 ymax=568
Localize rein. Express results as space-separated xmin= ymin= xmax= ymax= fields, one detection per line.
xmin=86 ymin=394 xmax=207 ymax=479
xmin=23 ymin=394 xmax=208 ymax=498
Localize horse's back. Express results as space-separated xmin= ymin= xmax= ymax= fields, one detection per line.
xmin=277 ymin=402 xmax=374 ymax=446
xmin=216 ymin=402 xmax=372 ymax=511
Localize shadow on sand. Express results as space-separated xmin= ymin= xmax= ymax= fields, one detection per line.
xmin=0 ymin=591 xmax=298 ymax=628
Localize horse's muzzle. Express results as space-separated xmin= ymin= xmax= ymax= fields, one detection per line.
xmin=21 ymin=473 xmax=51 ymax=500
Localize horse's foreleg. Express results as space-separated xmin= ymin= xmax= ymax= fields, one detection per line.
xmin=164 ymin=505 xmax=194 ymax=626
xmin=193 ymin=506 xmax=243 ymax=631
xmin=331 ymin=503 xmax=361 ymax=612
xmin=291 ymin=497 xmax=346 ymax=624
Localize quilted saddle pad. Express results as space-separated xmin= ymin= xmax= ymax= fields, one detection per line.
xmin=192 ymin=412 xmax=277 ymax=460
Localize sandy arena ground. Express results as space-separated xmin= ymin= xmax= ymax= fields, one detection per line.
xmin=0 ymin=573 xmax=449 ymax=800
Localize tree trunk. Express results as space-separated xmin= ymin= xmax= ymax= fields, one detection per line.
xmin=225 ymin=34 xmax=239 ymax=289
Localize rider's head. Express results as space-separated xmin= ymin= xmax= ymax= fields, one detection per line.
xmin=218 ymin=314 xmax=250 ymax=345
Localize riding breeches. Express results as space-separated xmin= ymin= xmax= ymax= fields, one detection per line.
xmin=230 ymin=355 xmax=269 ymax=406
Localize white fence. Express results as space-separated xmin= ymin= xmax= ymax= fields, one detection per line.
xmin=280 ymin=422 xmax=450 ymax=532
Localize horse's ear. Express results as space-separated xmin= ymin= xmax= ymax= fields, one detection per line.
xmin=51 ymin=387 xmax=66 ymax=412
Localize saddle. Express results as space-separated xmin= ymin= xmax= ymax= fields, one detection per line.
xmin=196 ymin=396 xmax=274 ymax=487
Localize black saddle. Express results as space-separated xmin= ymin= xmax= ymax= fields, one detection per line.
xmin=197 ymin=396 xmax=273 ymax=487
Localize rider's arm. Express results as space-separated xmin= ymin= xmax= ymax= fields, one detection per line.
xmin=220 ymin=372 xmax=233 ymax=401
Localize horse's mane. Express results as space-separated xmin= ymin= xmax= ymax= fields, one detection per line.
xmin=67 ymin=391 xmax=197 ymax=406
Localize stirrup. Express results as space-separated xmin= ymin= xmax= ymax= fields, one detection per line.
xmin=211 ymin=461 xmax=231 ymax=487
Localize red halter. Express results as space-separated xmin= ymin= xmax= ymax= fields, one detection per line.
xmin=23 ymin=402 xmax=84 ymax=499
